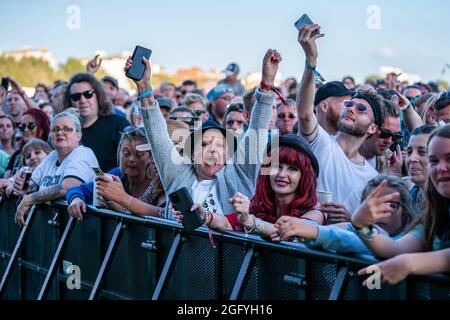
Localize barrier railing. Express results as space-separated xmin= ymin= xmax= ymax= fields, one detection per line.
xmin=1 ymin=198 xmax=449 ymax=300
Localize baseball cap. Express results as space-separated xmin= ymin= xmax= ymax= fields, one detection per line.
xmin=206 ymin=84 xmax=234 ymax=101
xmin=101 ymin=76 xmax=119 ymax=89
xmin=314 ymin=81 xmax=355 ymax=106
xmin=223 ymin=63 xmax=240 ymax=76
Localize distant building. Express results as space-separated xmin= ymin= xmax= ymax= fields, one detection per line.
xmin=1 ymin=46 xmax=57 ymax=69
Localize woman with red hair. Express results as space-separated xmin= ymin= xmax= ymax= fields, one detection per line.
xmin=177 ymin=134 xmax=326 ymax=237
xmin=3 ymin=108 xmax=51 ymax=178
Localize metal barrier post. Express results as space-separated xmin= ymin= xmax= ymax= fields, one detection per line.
xmin=229 ymin=246 xmax=257 ymax=300
xmin=0 ymin=205 xmax=37 ymax=298
xmin=328 ymin=266 xmax=349 ymax=300
xmin=88 ymin=221 xmax=127 ymax=300
xmin=37 ymin=216 xmax=77 ymax=300
xmin=152 ymin=233 xmax=183 ymax=300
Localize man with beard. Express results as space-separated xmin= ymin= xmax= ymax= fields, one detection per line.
xmin=296 ymin=23 xmax=383 ymax=218
xmin=206 ymin=84 xmax=235 ymax=126
xmin=314 ymin=81 xmax=354 ymax=135
xmin=359 ymin=99 xmax=402 ymax=173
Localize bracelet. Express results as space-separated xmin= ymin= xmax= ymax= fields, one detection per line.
xmin=351 ymin=223 xmax=378 ymax=241
xmin=402 ymin=103 xmax=412 ymax=112
xmin=305 ymin=59 xmax=326 ymax=84
xmin=260 ymin=82 xmax=287 ymax=104
xmin=138 ymin=87 xmax=153 ymax=100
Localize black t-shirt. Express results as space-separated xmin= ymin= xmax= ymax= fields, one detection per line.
xmin=81 ymin=115 xmax=130 ymax=172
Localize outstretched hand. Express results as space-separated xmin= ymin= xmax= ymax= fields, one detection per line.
xmin=298 ymin=24 xmax=324 ymax=66
xmin=351 ymin=180 xmax=400 ymax=229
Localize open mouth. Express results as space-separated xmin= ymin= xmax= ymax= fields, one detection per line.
xmin=438 ymin=176 xmax=450 ymax=183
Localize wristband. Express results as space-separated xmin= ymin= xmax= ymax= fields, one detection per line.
xmin=305 ymin=60 xmax=326 ymax=84
xmin=260 ymin=82 xmax=287 ymax=104
xmin=138 ymin=87 xmax=153 ymax=100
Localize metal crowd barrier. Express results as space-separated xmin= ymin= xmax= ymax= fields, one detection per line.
xmin=1 ymin=198 xmax=449 ymax=300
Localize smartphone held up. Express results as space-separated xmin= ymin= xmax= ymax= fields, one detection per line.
xmin=294 ymin=14 xmax=320 ymax=36
xmin=126 ymin=45 xmax=152 ymax=81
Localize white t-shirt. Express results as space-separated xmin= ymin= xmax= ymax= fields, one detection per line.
xmin=190 ymin=179 xmax=224 ymax=215
xmin=367 ymin=157 xmax=376 ymax=169
xmin=31 ymin=145 xmax=99 ymax=190
xmin=310 ymin=126 xmax=378 ymax=214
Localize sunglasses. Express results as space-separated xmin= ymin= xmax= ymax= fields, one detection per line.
xmin=226 ymin=103 xmax=244 ymax=115
xmin=277 ymin=113 xmax=297 ymax=120
xmin=18 ymin=122 xmax=37 ymax=131
xmin=70 ymin=89 xmax=95 ymax=102
xmin=343 ymin=100 xmax=369 ymax=113
xmin=122 ymin=125 xmax=146 ymax=135
xmin=192 ymin=109 xmax=207 ymax=117
xmin=407 ymin=95 xmax=421 ymax=104
xmin=379 ymin=128 xmax=403 ymax=141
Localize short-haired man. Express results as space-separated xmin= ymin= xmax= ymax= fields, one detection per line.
xmin=206 ymin=84 xmax=235 ymax=126
xmin=360 ymin=100 xmax=402 ymax=173
xmin=63 ymin=72 xmax=130 ymax=171
xmin=296 ymin=24 xmax=382 ymax=219
xmin=184 ymin=93 xmax=209 ymax=123
xmin=434 ymin=92 xmax=450 ymax=124
xmin=225 ymin=103 xmax=248 ymax=139
xmin=102 ymin=76 xmax=127 ymax=118
xmin=275 ymin=99 xmax=298 ymax=136
xmin=314 ymin=81 xmax=354 ymax=136
xmin=218 ymin=63 xmax=246 ymax=96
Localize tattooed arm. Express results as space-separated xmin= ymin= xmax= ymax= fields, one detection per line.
xmin=15 ymin=178 xmax=83 ymax=226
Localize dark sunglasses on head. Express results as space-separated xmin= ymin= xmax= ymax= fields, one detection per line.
xmin=18 ymin=122 xmax=37 ymax=131
xmin=122 ymin=125 xmax=146 ymax=135
xmin=343 ymin=100 xmax=369 ymax=113
xmin=379 ymin=128 xmax=403 ymax=141
xmin=70 ymin=89 xmax=95 ymax=102
xmin=277 ymin=113 xmax=297 ymax=120
xmin=226 ymin=103 xmax=244 ymax=116
xmin=438 ymin=91 xmax=450 ymax=100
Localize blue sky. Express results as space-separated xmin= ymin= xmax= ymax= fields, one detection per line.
xmin=1 ymin=0 xmax=449 ymax=83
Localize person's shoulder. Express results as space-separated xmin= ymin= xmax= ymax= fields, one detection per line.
xmin=70 ymin=145 xmax=97 ymax=159
xmin=100 ymin=114 xmax=130 ymax=129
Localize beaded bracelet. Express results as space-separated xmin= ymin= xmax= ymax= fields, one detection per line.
xmin=138 ymin=87 xmax=153 ymax=100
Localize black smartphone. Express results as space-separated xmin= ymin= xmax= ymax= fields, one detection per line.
xmin=1 ymin=77 xmax=9 ymax=91
xmin=126 ymin=45 xmax=152 ymax=81
xmin=169 ymin=188 xmax=204 ymax=232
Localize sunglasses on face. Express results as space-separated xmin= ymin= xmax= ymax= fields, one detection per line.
xmin=407 ymin=95 xmax=421 ymax=104
xmin=379 ymin=128 xmax=403 ymax=141
xmin=70 ymin=89 xmax=95 ymax=102
xmin=343 ymin=100 xmax=369 ymax=113
xmin=192 ymin=109 xmax=207 ymax=117
xmin=277 ymin=113 xmax=297 ymax=120
xmin=18 ymin=122 xmax=37 ymax=131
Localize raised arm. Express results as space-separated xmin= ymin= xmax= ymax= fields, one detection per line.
xmin=9 ymin=77 xmax=39 ymax=110
xmin=396 ymin=91 xmax=422 ymax=132
xmin=124 ymin=56 xmax=185 ymax=191
xmin=296 ymin=24 xmax=324 ymax=140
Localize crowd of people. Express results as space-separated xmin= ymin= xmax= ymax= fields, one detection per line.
xmin=1 ymin=23 xmax=450 ymax=289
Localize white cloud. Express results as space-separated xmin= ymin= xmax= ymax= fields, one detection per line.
xmin=375 ymin=46 xmax=398 ymax=59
